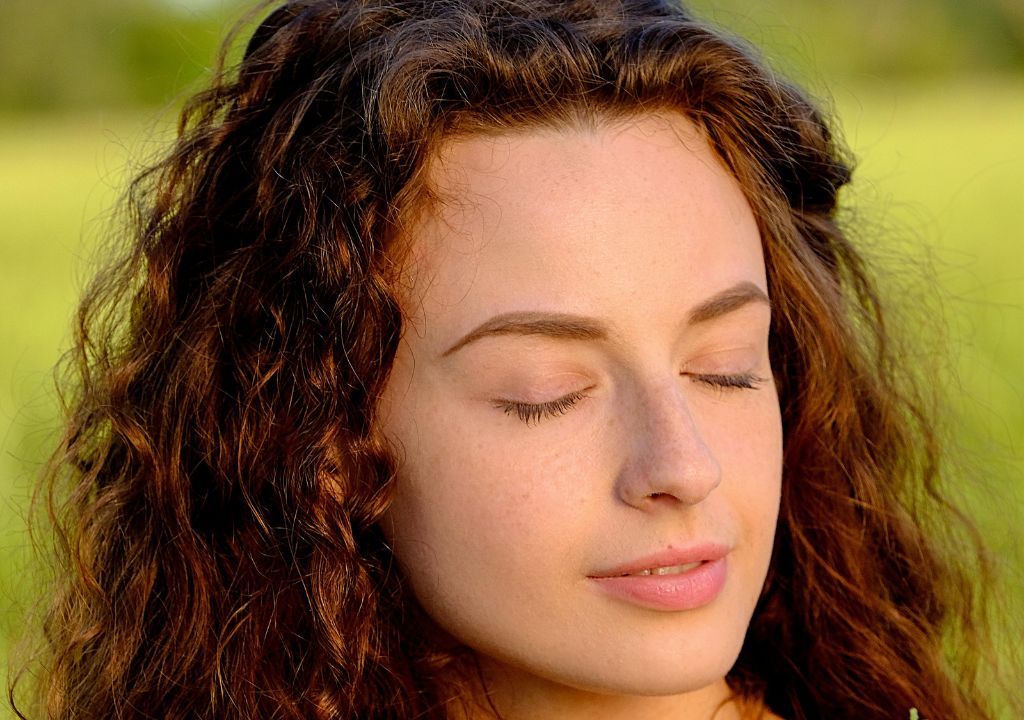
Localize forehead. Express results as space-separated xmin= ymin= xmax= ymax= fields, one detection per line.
xmin=395 ymin=111 xmax=765 ymax=343
xmin=424 ymin=111 xmax=735 ymax=225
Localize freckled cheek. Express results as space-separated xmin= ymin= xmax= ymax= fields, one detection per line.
xmin=389 ymin=428 xmax=598 ymax=578
xmin=702 ymin=400 xmax=782 ymax=512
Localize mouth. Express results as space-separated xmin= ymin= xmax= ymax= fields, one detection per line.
xmin=589 ymin=543 xmax=730 ymax=579
xmin=588 ymin=551 xmax=730 ymax=612
xmin=621 ymin=561 xmax=705 ymax=577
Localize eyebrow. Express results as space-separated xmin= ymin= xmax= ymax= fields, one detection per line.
xmin=686 ymin=281 xmax=771 ymax=324
xmin=441 ymin=312 xmax=609 ymax=357
xmin=440 ymin=280 xmax=770 ymax=358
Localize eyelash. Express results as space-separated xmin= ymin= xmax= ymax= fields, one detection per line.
xmin=494 ymin=389 xmax=591 ymax=426
xmin=495 ymin=373 xmax=766 ymax=426
xmin=688 ymin=371 xmax=767 ymax=392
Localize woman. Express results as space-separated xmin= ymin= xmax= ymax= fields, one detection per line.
xmin=12 ymin=1 xmax=1012 ymax=718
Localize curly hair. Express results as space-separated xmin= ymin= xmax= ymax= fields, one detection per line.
xmin=10 ymin=1 xmax=1015 ymax=718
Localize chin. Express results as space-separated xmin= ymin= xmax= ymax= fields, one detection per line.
xmin=515 ymin=631 xmax=746 ymax=700
xmin=579 ymin=672 xmax=730 ymax=699
xmin=597 ymin=650 xmax=739 ymax=697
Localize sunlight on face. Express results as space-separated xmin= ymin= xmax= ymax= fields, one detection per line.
xmin=377 ymin=112 xmax=782 ymax=719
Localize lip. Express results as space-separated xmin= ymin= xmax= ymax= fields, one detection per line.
xmin=589 ymin=543 xmax=730 ymax=578
xmin=587 ymin=543 xmax=730 ymax=612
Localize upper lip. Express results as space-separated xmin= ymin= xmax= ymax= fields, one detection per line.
xmin=587 ymin=542 xmax=731 ymax=578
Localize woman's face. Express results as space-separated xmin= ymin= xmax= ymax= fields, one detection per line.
xmin=377 ymin=112 xmax=782 ymax=716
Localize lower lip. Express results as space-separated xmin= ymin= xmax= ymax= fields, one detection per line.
xmin=589 ymin=557 xmax=728 ymax=611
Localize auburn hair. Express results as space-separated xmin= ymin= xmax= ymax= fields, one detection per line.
xmin=11 ymin=1 xmax=1014 ymax=718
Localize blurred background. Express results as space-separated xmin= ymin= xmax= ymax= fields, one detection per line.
xmin=1 ymin=0 xmax=1022 ymax=714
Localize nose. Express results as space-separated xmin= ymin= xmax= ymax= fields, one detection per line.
xmin=614 ymin=378 xmax=722 ymax=509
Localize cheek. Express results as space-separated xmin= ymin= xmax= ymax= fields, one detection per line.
xmin=381 ymin=408 xmax=592 ymax=596
xmin=703 ymin=391 xmax=783 ymax=531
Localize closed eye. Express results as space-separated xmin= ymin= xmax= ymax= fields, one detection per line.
xmin=688 ymin=372 xmax=767 ymax=391
xmin=492 ymin=388 xmax=592 ymax=426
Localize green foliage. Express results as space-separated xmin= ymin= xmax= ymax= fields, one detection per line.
xmin=0 ymin=0 xmax=247 ymax=112
xmin=686 ymin=0 xmax=1024 ymax=83
xmin=1 ymin=0 xmax=1023 ymax=113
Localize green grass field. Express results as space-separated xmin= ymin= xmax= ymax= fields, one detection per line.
xmin=2 ymin=79 xmax=1022 ymax=713
xmin=837 ymin=80 xmax=1024 ymax=569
